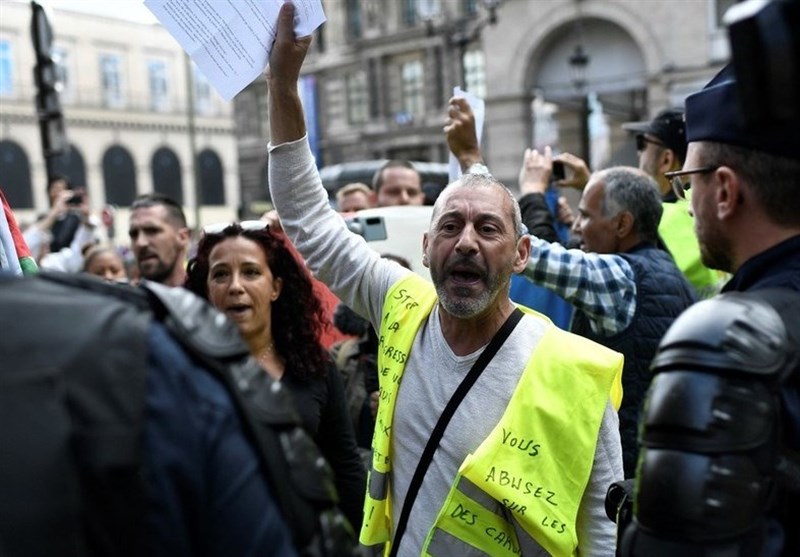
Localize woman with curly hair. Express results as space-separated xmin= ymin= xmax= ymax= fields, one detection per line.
xmin=185 ymin=222 xmax=365 ymax=530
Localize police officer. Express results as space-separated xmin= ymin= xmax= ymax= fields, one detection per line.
xmin=620 ymin=55 xmax=800 ymax=557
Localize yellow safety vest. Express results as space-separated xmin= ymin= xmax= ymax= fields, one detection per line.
xmin=660 ymin=199 xmax=724 ymax=298
xmin=360 ymin=274 xmax=623 ymax=556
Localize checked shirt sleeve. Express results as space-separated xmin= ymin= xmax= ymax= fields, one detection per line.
xmin=522 ymin=237 xmax=636 ymax=336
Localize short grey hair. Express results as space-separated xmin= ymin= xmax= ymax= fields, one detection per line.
xmin=598 ymin=167 xmax=663 ymax=243
xmin=433 ymin=173 xmax=525 ymax=239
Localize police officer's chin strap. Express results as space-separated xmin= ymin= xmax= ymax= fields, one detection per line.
xmin=614 ymin=291 xmax=800 ymax=557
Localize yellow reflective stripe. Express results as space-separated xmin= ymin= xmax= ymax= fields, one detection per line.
xmin=456 ymin=477 xmax=504 ymax=519
xmin=426 ymin=528 xmax=493 ymax=557
xmin=368 ymin=468 xmax=388 ymax=500
xmin=426 ymin=480 xmax=522 ymax=557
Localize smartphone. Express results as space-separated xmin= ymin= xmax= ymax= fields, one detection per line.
xmin=66 ymin=192 xmax=83 ymax=205
xmin=552 ymin=161 xmax=566 ymax=181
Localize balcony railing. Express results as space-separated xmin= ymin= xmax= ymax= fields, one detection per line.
xmin=0 ymin=84 xmax=230 ymax=118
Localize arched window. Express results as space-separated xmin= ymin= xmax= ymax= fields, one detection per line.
xmin=151 ymin=147 xmax=183 ymax=204
xmin=198 ymin=148 xmax=224 ymax=205
xmin=0 ymin=140 xmax=32 ymax=208
xmin=51 ymin=144 xmax=87 ymax=188
xmin=102 ymin=145 xmax=137 ymax=206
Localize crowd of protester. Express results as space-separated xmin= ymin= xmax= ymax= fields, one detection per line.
xmin=1 ymin=2 xmax=798 ymax=556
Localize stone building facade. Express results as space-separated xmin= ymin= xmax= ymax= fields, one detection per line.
xmin=236 ymin=0 xmax=734 ymax=208
xmin=0 ymin=0 xmax=238 ymax=230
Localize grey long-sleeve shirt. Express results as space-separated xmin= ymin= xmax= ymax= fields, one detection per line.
xmin=268 ymin=136 xmax=623 ymax=557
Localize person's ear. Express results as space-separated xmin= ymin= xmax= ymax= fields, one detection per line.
xmin=178 ymin=227 xmax=191 ymax=249
xmin=512 ymin=235 xmax=531 ymax=274
xmin=715 ymin=167 xmax=741 ymax=221
xmin=422 ymin=233 xmax=430 ymax=268
xmin=660 ymin=148 xmax=680 ymax=173
xmin=271 ymin=277 xmax=283 ymax=301
xmin=616 ymin=211 xmax=634 ymax=238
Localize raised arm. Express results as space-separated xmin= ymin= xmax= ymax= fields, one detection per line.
xmin=265 ymin=3 xmax=408 ymax=329
xmin=444 ymin=97 xmax=485 ymax=172
xmin=266 ymin=3 xmax=311 ymax=144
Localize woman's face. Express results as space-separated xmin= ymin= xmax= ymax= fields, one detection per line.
xmin=85 ymin=250 xmax=127 ymax=283
xmin=206 ymin=236 xmax=282 ymax=343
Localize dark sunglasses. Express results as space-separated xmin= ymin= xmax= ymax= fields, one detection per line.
xmin=663 ymin=166 xmax=718 ymax=199
xmin=635 ymin=134 xmax=666 ymax=152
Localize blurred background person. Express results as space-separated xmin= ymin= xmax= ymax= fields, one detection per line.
xmin=128 ymin=193 xmax=189 ymax=287
xmin=40 ymin=175 xmax=84 ymax=253
xmin=185 ymin=222 xmax=366 ymax=531
xmin=29 ymin=188 xmax=100 ymax=274
xmin=370 ymin=160 xmax=425 ymax=207
xmin=336 ymin=182 xmax=373 ymax=214
xmin=82 ymin=244 xmax=128 ymax=283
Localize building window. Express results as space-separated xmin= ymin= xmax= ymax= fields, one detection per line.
xmin=402 ymin=60 xmax=424 ymax=116
xmin=151 ymin=147 xmax=183 ymax=204
xmin=102 ymin=145 xmax=137 ymax=206
xmin=462 ymin=48 xmax=486 ymax=99
xmin=402 ymin=0 xmax=417 ymax=26
xmin=315 ymin=24 xmax=326 ymax=53
xmin=52 ymin=46 xmax=72 ymax=101
xmin=346 ymin=70 xmax=368 ymax=124
xmin=100 ymin=54 xmax=124 ymax=107
xmin=51 ymin=145 xmax=87 ymax=189
xmin=345 ymin=0 xmax=362 ymax=40
xmin=148 ymin=59 xmax=169 ymax=111
xmin=0 ymin=40 xmax=14 ymax=97
xmin=404 ymin=0 xmax=441 ymax=25
xmin=0 ymin=140 xmax=32 ymax=208
xmin=463 ymin=0 xmax=478 ymax=16
xmin=198 ymin=148 xmax=225 ymax=205
xmin=193 ymin=64 xmax=212 ymax=114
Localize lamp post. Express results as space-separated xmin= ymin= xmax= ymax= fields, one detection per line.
xmin=31 ymin=0 xmax=67 ymax=184
xmin=568 ymin=42 xmax=592 ymax=165
xmin=184 ymin=53 xmax=201 ymax=230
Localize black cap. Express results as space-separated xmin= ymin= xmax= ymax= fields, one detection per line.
xmin=622 ymin=108 xmax=687 ymax=162
xmin=685 ymin=64 xmax=800 ymax=160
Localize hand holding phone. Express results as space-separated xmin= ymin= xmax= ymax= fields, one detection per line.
xmin=551 ymin=161 xmax=566 ymax=181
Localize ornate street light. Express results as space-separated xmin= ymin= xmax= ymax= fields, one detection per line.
xmin=568 ymin=43 xmax=590 ymax=92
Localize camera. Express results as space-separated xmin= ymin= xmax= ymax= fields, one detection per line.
xmin=66 ymin=192 xmax=83 ymax=206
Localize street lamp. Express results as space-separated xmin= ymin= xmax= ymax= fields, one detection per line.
xmin=568 ymin=42 xmax=592 ymax=164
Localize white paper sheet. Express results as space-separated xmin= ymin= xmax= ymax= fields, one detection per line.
xmin=143 ymin=0 xmax=326 ymax=101
xmin=448 ymin=86 xmax=486 ymax=183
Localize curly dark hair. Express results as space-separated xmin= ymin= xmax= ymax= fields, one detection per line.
xmin=185 ymin=223 xmax=329 ymax=380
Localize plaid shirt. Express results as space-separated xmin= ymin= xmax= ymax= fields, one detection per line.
xmin=521 ymin=237 xmax=637 ymax=336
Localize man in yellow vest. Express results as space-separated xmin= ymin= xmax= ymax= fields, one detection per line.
xmin=265 ymin=4 xmax=624 ymax=556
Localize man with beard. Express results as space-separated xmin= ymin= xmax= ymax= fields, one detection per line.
xmin=616 ymin=63 xmax=800 ymax=556
xmin=264 ymin=4 xmax=624 ymax=556
xmin=128 ymin=193 xmax=189 ymax=286
xmin=447 ymin=99 xmax=697 ymax=478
